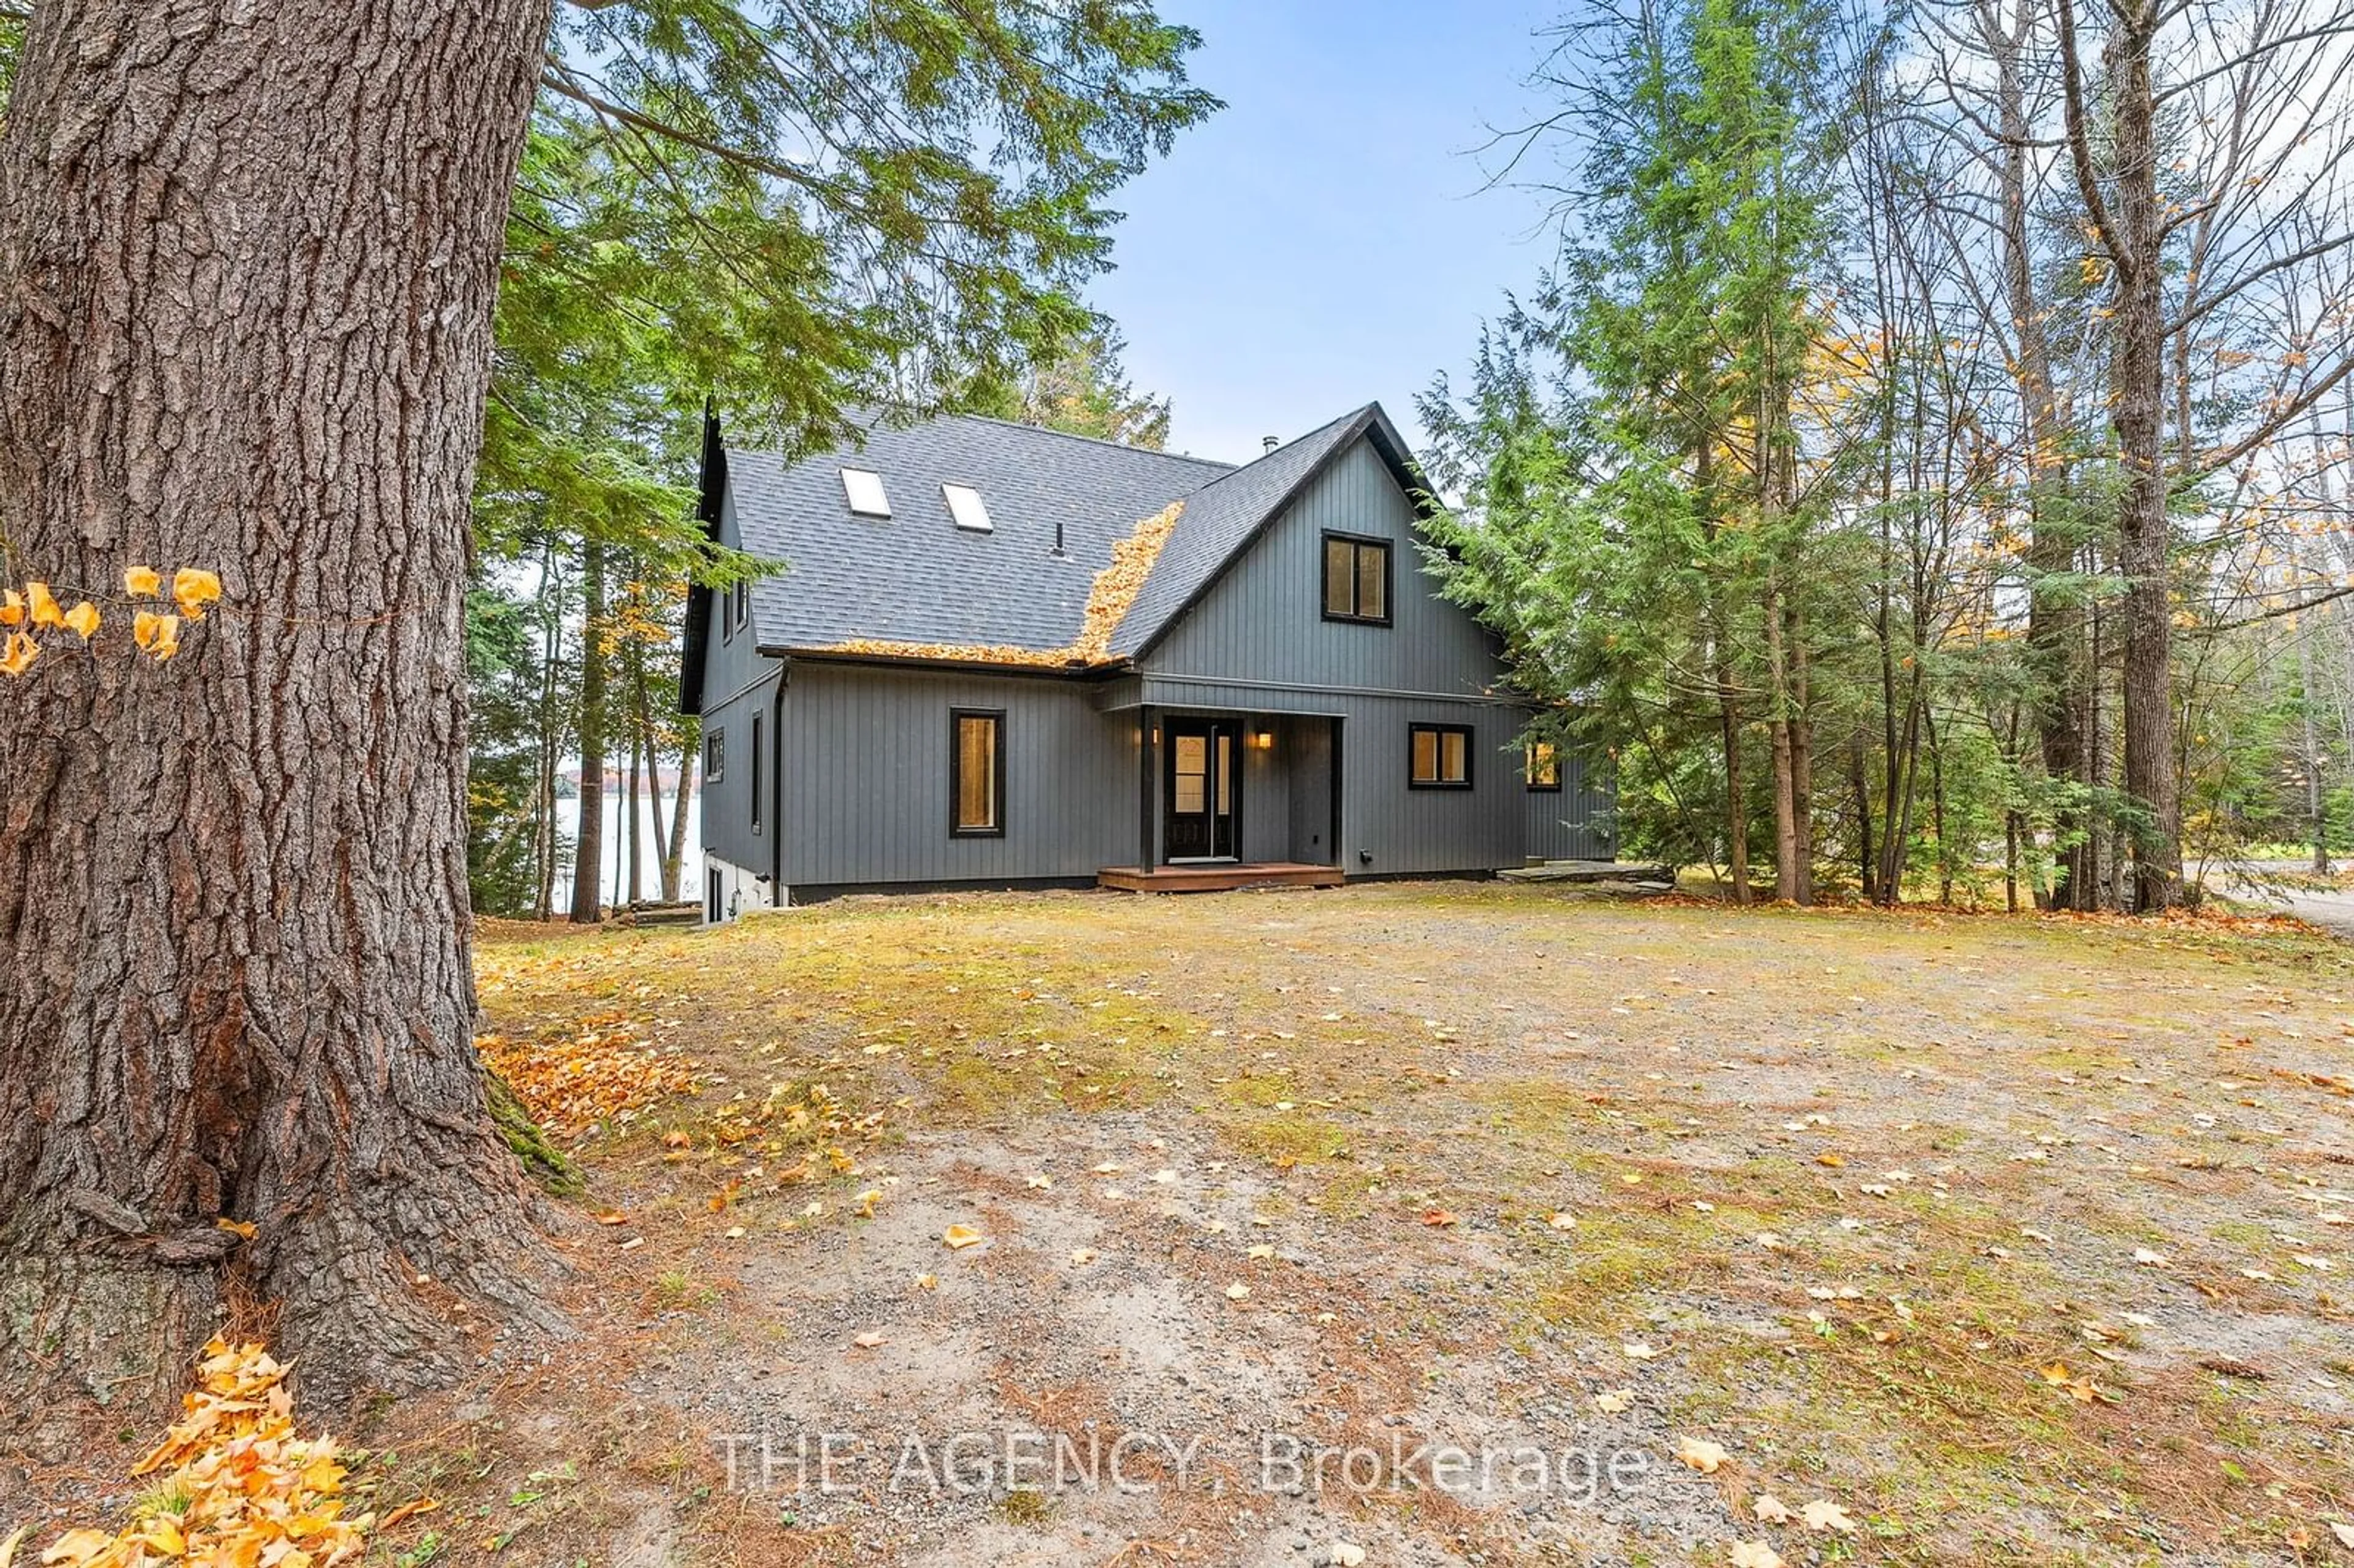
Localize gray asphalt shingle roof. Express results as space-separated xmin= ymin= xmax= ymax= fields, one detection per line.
xmin=1104 ymin=406 xmax=1369 ymax=658
xmin=728 ymin=403 xmax=1388 ymax=662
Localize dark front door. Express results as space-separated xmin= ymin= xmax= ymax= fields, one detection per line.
xmin=1164 ymin=717 xmax=1240 ymax=860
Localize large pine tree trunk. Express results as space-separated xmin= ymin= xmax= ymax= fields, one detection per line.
xmin=0 ymin=0 xmax=559 ymax=1423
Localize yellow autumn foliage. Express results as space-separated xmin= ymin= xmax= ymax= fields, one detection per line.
xmin=134 ymin=611 xmax=183 ymax=662
xmin=171 ymin=568 xmax=223 ymax=622
xmin=0 ymin=566 xmax=215 ymax=678
xmin=29 ymin=1341 xmax=371 ymax=1568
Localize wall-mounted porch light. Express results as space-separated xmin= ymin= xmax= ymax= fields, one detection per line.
xmin=1250 ymin=727 xmax=1274 ymax=750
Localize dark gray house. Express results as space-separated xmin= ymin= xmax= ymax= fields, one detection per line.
xmin=679 ymin=402 xmax=1610 ymax=917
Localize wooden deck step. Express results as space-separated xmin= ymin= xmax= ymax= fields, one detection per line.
xmin=1098 ymin=862 xmax=1344 ymax=894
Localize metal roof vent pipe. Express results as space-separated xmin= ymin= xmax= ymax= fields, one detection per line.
xmin=1262 ymin=435 xmax=1279 ymax=455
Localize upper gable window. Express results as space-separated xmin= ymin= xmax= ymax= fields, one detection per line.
xmin=942 ymin=482 xmax=992 ymax=533
xmin=842 ymin=467 xmax=891 ymax=519
xmin=1322 ymin=531 xmax=1390 ymax=625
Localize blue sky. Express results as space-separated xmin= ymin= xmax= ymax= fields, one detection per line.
xmin=1084 ymin=0 xmax=1569 ymax=466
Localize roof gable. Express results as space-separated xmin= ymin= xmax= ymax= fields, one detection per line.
xmin=1108 ymin=404 xmax=1438 ymax=659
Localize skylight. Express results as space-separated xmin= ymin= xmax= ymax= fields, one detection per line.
xmin=841 ymin=467 xmax=891 ymax=519
xmin=942 ymin=482 xmax=992 ymax=533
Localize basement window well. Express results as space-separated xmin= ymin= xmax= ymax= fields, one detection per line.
xmin=842 ymin=468 xmax=892 ymax=518
xmin=943 ymin=482 xmax=992 ymax=532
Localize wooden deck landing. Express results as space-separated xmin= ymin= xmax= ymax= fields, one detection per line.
xmin=1097 ymin=862 xmax=1344 ymax=894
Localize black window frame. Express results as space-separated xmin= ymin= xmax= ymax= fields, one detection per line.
xmin=950 ymin=708 xmax=1007 ymax=839
xmin=749 ymin=713 xmax=763 ymax=834
xmin=1525 ymin=740 xmax=1563 ymax=793
xmin=720 ymin=587 xmax=734 ymax=642
xmin=1409 ymin=723 xmax=1474 ymax=790
xmin=1320 ymin=531 xmax=1394 ymax=626
xmin=704 ymin=728 xmax=725 ymax=784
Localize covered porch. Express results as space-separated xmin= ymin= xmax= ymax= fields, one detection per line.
xmin=1097 ymin=702 xmax=1343 ymax=892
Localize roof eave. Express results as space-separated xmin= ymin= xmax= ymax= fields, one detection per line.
xmin=774 ymin=644 xmax=1131 ymax=680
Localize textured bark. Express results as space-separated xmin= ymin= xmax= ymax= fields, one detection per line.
xmin=0 ymin=0 xmax=560 ymax=1420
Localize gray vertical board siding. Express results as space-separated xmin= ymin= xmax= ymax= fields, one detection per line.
xmin=1140 ymin=436 xmax=1506 ymax=697
xmin=780 ymin=661 xmax=1135 ymax=886
xmin=1236 ymin=718 xmax=1292 ymax=864
xmin=1284 ymin=716 xmax=1337 ymax=864
xmin=1523 ymin=743 xmax=1615 ymax=861
xmin=1324 ymin=695 xmax=1515 ymax=876
xmin=698 ymin=672 xmax=779 ymax=876
xmin=701 ymin=492 xmax=785 ymax=874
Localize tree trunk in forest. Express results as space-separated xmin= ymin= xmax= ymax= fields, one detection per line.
xmin=2059 ymin=0 xmax=2180 ymax=910
xmin=570 ymin=539 xmax=607 ymax=923
xmin=2109 ymin=22 xmax=2181 ymax=913
xmin=635 ymin=649 xmax=671 ymax=899
xmin=0 ymin=0 xmax=558 ymax=1422
xmin=1718 ymin=655 xmax=1751 ymax=905
xmin=1925 ymin=706 xmax=1952 ymax=904
xmin=664 ymin=728 xmax=696 ymax=905
xmin=622 ymin=723 xmax=641 ymax=910
xmin=1995 ymin=0 xmax=2090 ymax=911
xmin=1764 ymin=577 xmax=1802 ymax=903
xmin=533 ymin=543 xmax=564 ymax=921
xmin=2300 ymin=417 xmax=2337 ymax=873
xmin=1786 ymin=596 xmax=1815 ymax=905
xmin=1850 ymin=732 xmax=1877 ymax=903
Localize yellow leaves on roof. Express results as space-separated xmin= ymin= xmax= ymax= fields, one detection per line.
xmin=31 ymin=1339 xmax=371 ymax=1568
xmin=1068 ymin=498 xmax=1183 ymax=663
xmin=818 ymin=500 xmax=1184 ymax=669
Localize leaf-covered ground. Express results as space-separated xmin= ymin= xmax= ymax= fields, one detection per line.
xmin=18 ymin=884 xmax=2351 ymax=1567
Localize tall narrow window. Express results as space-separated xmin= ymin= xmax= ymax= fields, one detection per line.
xmin=1409 ymin=723 xmax=1472 ymax=789
xmin=951 ymin=709 xmax=1005 ymax=837
xmin=750 ymin=714 xmax=763 ymax=834
xmin=1526 ymin=742 xmax=1561 ymax=792
xmin=704 ymin=728 xmax=725 ymax=783
xmin=1322 ymin=532 xmax=1391 ymax=624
